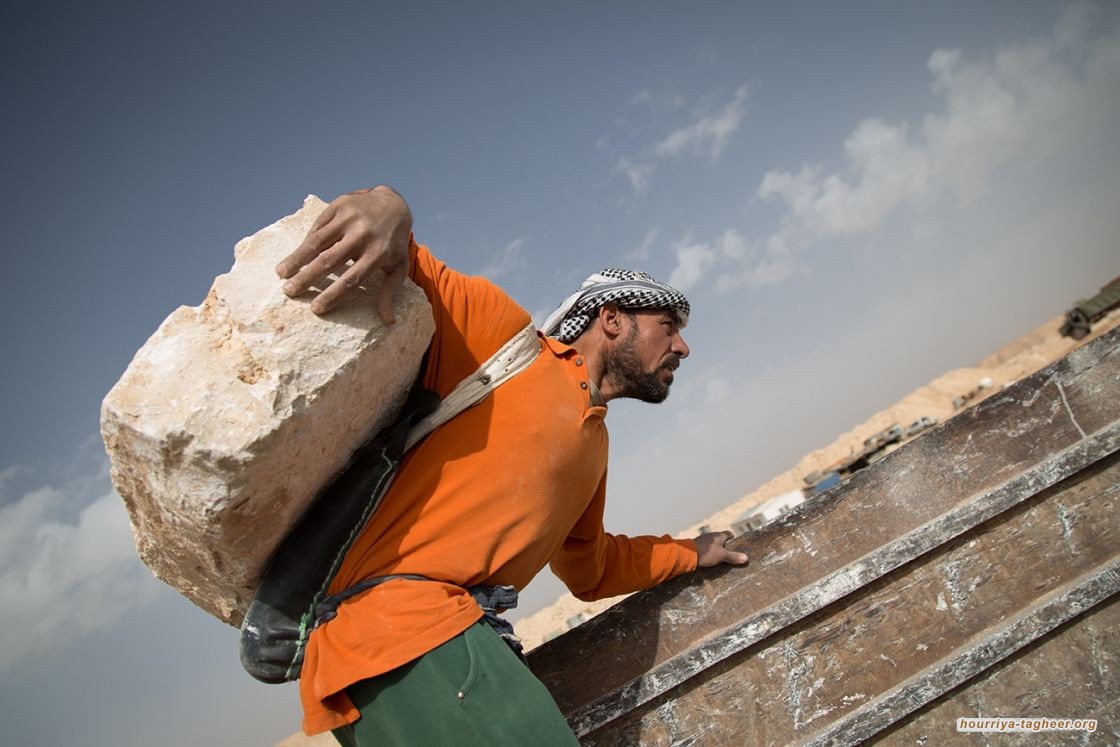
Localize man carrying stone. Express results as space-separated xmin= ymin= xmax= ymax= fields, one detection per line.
xmin=274 ymin=186 xmax=749 ymax=745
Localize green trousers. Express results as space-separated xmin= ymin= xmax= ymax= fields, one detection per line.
xmin=331 ymin=620 xmax=580 ymax=746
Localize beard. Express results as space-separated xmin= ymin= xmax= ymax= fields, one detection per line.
xmin=604 ymin=327 xmax=678 ymax=404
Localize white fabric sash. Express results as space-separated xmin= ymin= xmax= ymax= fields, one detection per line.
xmin=404 ymin=323 xmax=541 ymax=451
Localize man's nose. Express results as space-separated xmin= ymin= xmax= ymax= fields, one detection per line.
xmin=672 ymin=332 xmax=690 ymax=359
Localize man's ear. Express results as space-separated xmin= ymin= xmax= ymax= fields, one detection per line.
xmin=597 ymin=304 xmax=626 ymax=340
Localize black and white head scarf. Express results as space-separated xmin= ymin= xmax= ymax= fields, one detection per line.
xmin=541 ymin=268 xmax=691 ymax=344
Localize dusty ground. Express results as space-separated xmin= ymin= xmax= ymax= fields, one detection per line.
xmin=277 ymin=307 xmax=1120 ymax=746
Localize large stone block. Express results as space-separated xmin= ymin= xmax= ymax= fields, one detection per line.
xmin=101 ymin=195 xmax=434 ymax=625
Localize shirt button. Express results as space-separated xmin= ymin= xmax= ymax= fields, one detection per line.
xmin=575 ymin=358 xmax=584 ymax=366
xmin=580 ymin=382 xmax=588 ymax=390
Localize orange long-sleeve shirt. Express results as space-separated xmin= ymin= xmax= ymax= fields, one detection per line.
xmin=299 ymin=239 xmax=698 ymax=734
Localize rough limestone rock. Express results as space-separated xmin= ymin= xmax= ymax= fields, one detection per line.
xmin=101 ymin=195 xmax=434 ymax=626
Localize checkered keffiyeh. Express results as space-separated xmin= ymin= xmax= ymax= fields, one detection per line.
xmin=541 ymin=268 xmax=691 ymax=344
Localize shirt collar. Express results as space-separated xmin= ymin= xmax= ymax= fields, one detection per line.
xmin=541 ymin=333 xmax=607 ymax=409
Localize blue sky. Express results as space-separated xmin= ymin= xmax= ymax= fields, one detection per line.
xmin=2 ymin=2 xmax=1118 ymax=744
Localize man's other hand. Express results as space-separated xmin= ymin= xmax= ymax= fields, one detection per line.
xmin=693 ymin=531 xmax=749 ymax=568
xmin=275 ymin=186 xmax=412 ymax=322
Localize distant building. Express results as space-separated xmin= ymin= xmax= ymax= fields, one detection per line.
xmin=808 ymin=471 xmax=842 ymax=496
xmin=732 ymin=489 xmax=806 ymax=534
xmin=566 ymin=612 xmax=589 ymax=629
xmin=1060 ymin=276 xmax=1120 ymax=339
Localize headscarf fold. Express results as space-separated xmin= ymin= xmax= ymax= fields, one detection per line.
xmin=541 ymin=268 xmax=690 ymax=344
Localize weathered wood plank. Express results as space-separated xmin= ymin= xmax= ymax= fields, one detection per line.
xmin=528 ymin=328 xmax=1120 ymax=738
xmin=582 ymin=452 xmax=1120 ymax=745
xmin=871 ymin=596 xmax=1120 ymax=745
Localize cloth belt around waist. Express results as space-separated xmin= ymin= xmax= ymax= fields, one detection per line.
xmin=314 ymin=575 xmax=525 ymax=661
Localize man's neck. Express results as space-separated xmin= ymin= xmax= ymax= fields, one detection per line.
xmin=587 ymin=376 xmax=606 ymax=407
xmin=567 ymin=338 xmax=616 ymax=403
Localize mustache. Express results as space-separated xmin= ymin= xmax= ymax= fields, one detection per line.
xmin=662 ymin=355 xmax=681 ymax=371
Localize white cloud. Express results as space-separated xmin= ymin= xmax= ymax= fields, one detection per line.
xmin=0 ymin=464 xmax=27 ymax=495
xmin=654 ymin=85 xmax=749 ymax=160
xmin=609 ymin=84 xmax=749 ymax=195
xmin=0 ymin=468 xmax=161 ymax=670
xmin=478 ymin=238 xmax=529 ymax=280
xmin=625 ymin=229 xmax=658 ymax=262
xmin=668 ymin=236 xmax=716 ymax=292
xmin=673 ymin=5 xmax=1120 ymax=292
xmin=630 ymin=88 xmax=686 ymax=112
xmin=669 ymin=229 xmax=748 ymax=291
xmin=759 ymin=5 xmax=1111 ymax=256
xmin=612 ymin=156 xmax=654 ymax=194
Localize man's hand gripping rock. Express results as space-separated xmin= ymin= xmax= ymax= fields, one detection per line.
xmin=275 ymin=186 xmax=413 ymax=321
